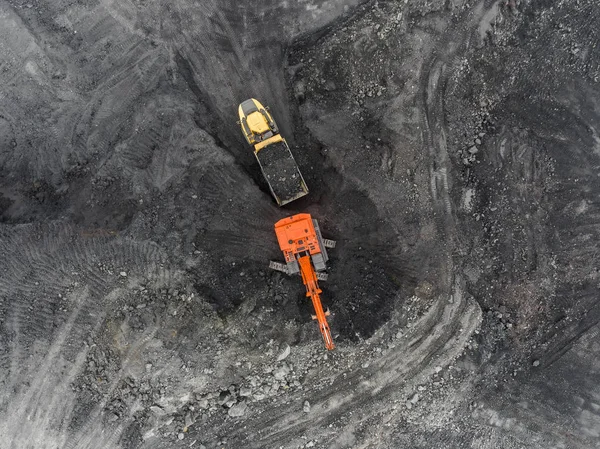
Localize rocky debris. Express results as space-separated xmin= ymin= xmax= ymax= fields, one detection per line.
xmin=219 ymin=389 xmax=237 ymax=409
xmin=458 ymin=106 xmax=496 ymax=166
xmin=187 ymin=361 xmax=305 ymax=421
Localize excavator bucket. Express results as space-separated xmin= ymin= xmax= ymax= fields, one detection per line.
xmin=273 ymin=213 xmax=336 ymax=350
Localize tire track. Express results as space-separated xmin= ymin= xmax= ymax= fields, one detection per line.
xmin=215 ymin=280 xmax=481 ymax=448
xmin=64 ymin=327 xmax=158 ymax=449
xmin=0 ymin=221 xmax=173 ymax=449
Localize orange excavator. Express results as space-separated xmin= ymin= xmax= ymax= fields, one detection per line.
xmin=270 ymin=214 xmax=336 ymax=350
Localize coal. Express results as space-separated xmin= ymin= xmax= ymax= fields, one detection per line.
xmin=255 ymin=140 xmax=307 ymax=204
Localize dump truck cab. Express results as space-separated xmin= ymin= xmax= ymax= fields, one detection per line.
xmin=238 ymin=98 xmax=278 ymax=145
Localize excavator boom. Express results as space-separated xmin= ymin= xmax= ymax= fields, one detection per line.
xmin=298 ymin=255 xmax=335 ymax=350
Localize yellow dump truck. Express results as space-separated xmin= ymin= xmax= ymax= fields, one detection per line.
xmin=238 ymin=98 xmax=308 ymax=206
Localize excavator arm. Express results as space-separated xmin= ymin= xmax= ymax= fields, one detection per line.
xmin=297 ymin=254 xmax=335 ymax=350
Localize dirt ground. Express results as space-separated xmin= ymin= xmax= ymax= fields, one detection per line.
xmin=1 ymin=0 xmax=600 ymax=448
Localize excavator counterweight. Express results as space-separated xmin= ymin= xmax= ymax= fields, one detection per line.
xmin=272 ymin=214 xmax=335 ymax=350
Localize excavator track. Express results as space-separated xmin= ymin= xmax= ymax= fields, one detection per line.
xmin=269 ymin=260 xmax=329 ymax=281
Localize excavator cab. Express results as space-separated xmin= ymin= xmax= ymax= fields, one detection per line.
xmin=270 ymin=213 xmax=337 ymax=350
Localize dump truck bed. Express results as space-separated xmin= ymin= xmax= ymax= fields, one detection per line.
xmin=255 ymin=139 xmax=308 ymax=206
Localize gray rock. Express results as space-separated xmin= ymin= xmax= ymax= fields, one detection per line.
xmin=178 ymin=433 xmax=184 ymax=440
xmin=184 ymin=413 xmax=194 ymax=428
xmin=468 ymin=146 xmax=479 ymax=154
xmin=273 ymin=364 xmax=290 ymax=381
xmin=532 ymin=360 xmax=540 ymax=367
xmin=303 ymin=400 xmax=311 ymax=413
xmin=239 ymin=387 xmax=253 ymax=397
xmin=410 ymin=393 xmax=420 ymax=404
xmin=228 ymin=401 xmax=248 ymax=418
xmin=150 ymin=405 xmax=166 ymax=416
xmin=277 ymin=344 xmax=291 ymax=361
